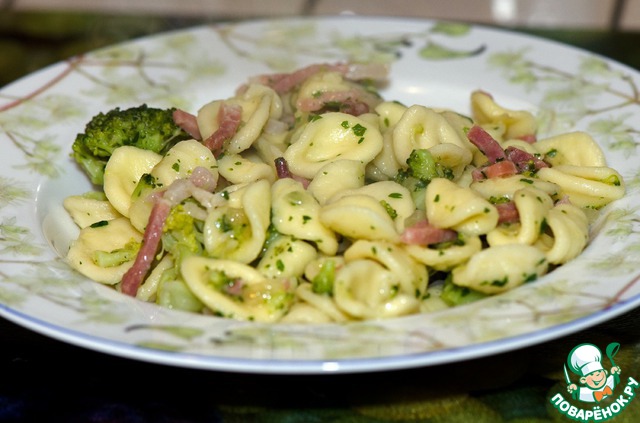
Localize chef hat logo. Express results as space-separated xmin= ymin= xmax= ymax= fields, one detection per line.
xmin=568 ymin=343 xmax=604 ymax=377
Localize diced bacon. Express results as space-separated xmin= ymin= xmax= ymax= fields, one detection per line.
xmin=517 ymin=134 xmax=537 ymax=144
xmin=223 ymin=279 xmax=245 ymax=297
xmin=189 ymin=166 xmax=218 ymax=192
xmin=472 ymin=160 xmax=518 ymax=181
xmin=400 ymin=220 xmax=458 ymax=246
xmin=248 ymin=62 xmax=389 ymax=95
xmin=296 ymin=89 xmax=370 ymax=116
xmin=505 ymin=146 xmax=548 ymax=173
xmin=496 ymin=201 xmax=520 ymax=224
xmin=203 ymin=103 xmax=242 ymax=157
xmin=254 ymin=63 xmax=328 ymax=94
xmin=467 ymin=125 xmax=506 ymax=164
xmin=173 ymin=109 xmax=202 ymax=140
xmin=274 ymin=157 xmax=310 ymax=188
xmin=121 ymin=198 xmax=171 ymax=296
xmin=335 ymin=63 xmax=390 ymax=81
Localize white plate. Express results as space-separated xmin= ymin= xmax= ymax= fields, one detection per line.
xmin=1 ymin=16 xmax=639 ymax=374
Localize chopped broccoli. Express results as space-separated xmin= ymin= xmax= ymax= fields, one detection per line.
xmin=394 ymin=149 xmax=455 ymax=209
xmin=92 ymin=239 xmax=141 ymax=268
xmin=312 ymin=259 xmax=336 ymax=295
xmin=406 ymin=148 xmax=439 ymax=181
xmin=156 ymin=274 xmax=205 ymax=312
xmin=71 ymin=104 xmax=191 ymax=185
xmin=162 ymin=204 xmax=205 ymax=264
xmin=440 ymin=274 xmax=487 ymax=306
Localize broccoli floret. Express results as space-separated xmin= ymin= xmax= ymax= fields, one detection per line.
xmin=406 ymin=148 xmax=439 ymax=181
xmin=71 ymin=104 xmax=191 ymax=185
xmin=162 ymin=204 xmax=205 ymax=264
xmin=92 ymin=239 xmax=141 ymax=268
xmin=394 ymin=149 xmax=455 ymax=209
xmin=440 ymin=274 xmax=487 ymax=307
xmin=311 ymin=259 xmax=337 ymax=295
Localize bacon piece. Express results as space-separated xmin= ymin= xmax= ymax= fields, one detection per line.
xmin=173 ymin=109 xmax=202 ymax=140
xmin=467 ymin=125 xmax=506 ymax=164
xmin=505 ymin=146 xmax=548 ymax=173
xmin=400 ymin=220 xmax=458 ymax=246
xmin=249 ymin=62 xmax=390 ymax=95
xmin=296 ymin=89 xmax=370 ymax=115
xmin=472 ymin=160 xmax=518 ymax=181
xmin=517 ymin=134 xmax=537 ymax=144
xmin=203 ymin=103 xmax=242 ymax=157
xmin=274 ymin=157 xmax=310 ymax=188
xmin=189 ymin=166 xmax=218 ymax=192
xmin=496 ymin=201 xmax=520 ymax=224
xmin=121 ymin=198 xmax=171 ymax=296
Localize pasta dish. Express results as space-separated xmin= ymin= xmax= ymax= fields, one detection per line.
xmin=62 ymin=63 xmax=625 ymax=323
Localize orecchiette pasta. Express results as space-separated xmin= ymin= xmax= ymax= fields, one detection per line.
xmin=271 ymin=178 xmax=339 ymax=255
xmin=425 ymin=178 xmax=499 ymax=236
xmin=283 ymin=112 xmax=383 ymax=179
xmin=451 ymin=244 xmax=548 ymax=295
xmin=64 ymin=62 xmax=626 ymax=323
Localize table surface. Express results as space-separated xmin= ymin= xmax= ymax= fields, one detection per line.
xmin=2 ymin=11 xmax=640 ymax=423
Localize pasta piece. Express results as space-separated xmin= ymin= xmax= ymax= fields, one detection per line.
xmin=344 ymin=240 xmax=428 ymax=298
xmin=228 ymin=84 xmax=283 ymax=154
xmin=294 ymin=70 xmax=382 ymax=118
xmin=271 ymin=178 xmax=339 ymax=255
xmin=256 ymin=235 xmax=317 ymax=279
xmin=136 ymin=254 xmax=174 ymax=302
xmin=471 ymin=175 xmax=559 ymax=201
xmin=320 ymin=194 xmax=399 ymax=242
xmin=128 ymin=139 xmax=218 ymax=232
xmin=333 ymin=259 xmax=421 ymax=319
xmin=198 ymin=84 xmax=283 ymax=153
xmin=283 ymin=112 xmax=383 ymax=179
xmin=536 ymin=165 xmax=625 ymax=208
xmin=303 ymin=255 xmax=346 ymax=286
xmin=374 ymin=100 xmax=408 ymax=133
xmin=148 ymin=139 xmax=218 ymax=186
xmin=328 ymin=180 xmax=414 ymax=233
xmin=307 ymin=159 xmax=366 ymax=205
xmin=426 ymin=178 xmax=499 ymax=236
xmin=279 ymin=300 xmax=339 ymax=323
xmin=203 ymin=179 xmax=271 ymax=263
xmin=63 ymin=192 xmax=122 ymax=229
xmin=404 ymin=235 xmax=483 ymax=271
xmin=288 ymin=283 xmax=350 ymax=323
xmin=535 ymin=203 xmax=589 ymax=264
xmin=66 ymin=217 xmax=142 ymax=285
xmin=368 ymin=130 xmax=402 ymax=180
xmin=428 ymin=143 xmax=473 ymax=181
xmin=180 ymin=256 xmax=294 ymax=322
xmin=103 ymin=146 xmax=162 ymax=217
xmin=392 ymin=105 xmax=469 ymax=167
xmin=486 ymin=187 xmax=554 ymax=246
xmin=470 ymin=90 xmax=537 ymax=141
xmin=217 ymin=152 xmax=276 ymax=185
xmin=451 ymin=244 xmax=548 ymax=294
xmin=534 ymin=132 xmax=606 ymax=167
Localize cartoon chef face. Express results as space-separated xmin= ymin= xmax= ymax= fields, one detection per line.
xmin=568 ymin=343 xmax=607 ymax=389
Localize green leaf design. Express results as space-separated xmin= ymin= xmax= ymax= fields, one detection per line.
xmin=0 ymin=217 xmax=44 ymax=256
xmin=0 ymin=177 xmax=31 ymax=209
xmin=127 ymin=324 xmax=204 ymax=340
xmin=419 ymin=41 xmax=485 ymax=60
xmin=429 ymin=21 xmax=472 ymax=37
